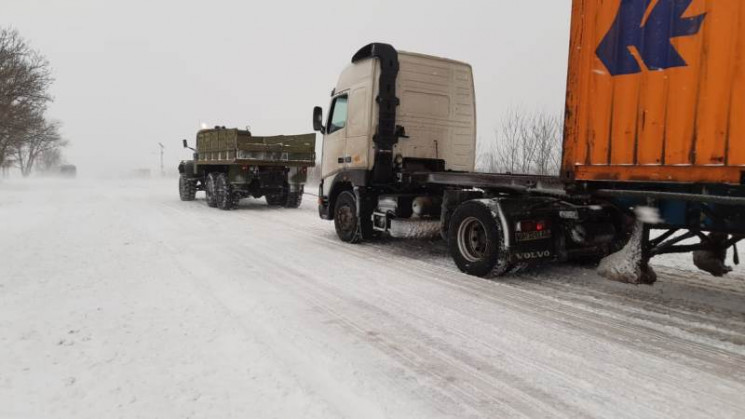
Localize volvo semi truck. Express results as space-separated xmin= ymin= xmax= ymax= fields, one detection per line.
xmin=313 ymin=23 xmax=744 ymax=283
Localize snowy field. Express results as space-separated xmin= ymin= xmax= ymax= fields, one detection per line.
xmin=1 ymin=178 xmax=745 ymax=419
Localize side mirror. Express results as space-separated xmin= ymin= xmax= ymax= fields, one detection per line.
xmin=182 ymin=139 xmax=188 ymax=149
xmin=313 ymin=106 xmax=325 ymax=133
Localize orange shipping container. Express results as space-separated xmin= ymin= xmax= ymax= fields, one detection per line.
xmin=563 ymin=0 xmax=745 ymax=185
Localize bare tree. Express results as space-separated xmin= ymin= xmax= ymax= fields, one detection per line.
xmin=1 ymin=157 xmax=13 ymax=177
xmin=37 ymin=145 xmax=64 ymax=173
xmin=478 ymin=109 xmax=563 ymax=176
xmin=0 ymin=28 xmax=55 ymax=170
xmin=15 ymin=118 xmax=66 ymax=177
xmin=527 ymin=112 xmax=562 ymax=176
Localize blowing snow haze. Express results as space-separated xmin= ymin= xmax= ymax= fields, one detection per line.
xmin=2 ymin=0 xmax=571 ymax=177
xmin=5 ymin=2 xmax=745 ymax=417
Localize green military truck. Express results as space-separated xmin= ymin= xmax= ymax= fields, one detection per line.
xmin=178 ymin=127 xmax=316 ymax=210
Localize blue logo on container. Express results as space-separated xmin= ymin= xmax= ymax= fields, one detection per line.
xmin=597 ymin=0 xmax=706 ymax=76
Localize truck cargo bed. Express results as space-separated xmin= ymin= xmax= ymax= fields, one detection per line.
xmin=196 ymin=129 xmax=316 ymax=166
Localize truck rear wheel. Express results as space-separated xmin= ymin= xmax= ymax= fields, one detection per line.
xmin=179 ymin=175 xmax=196 ymax=201
xmin=215 ymin=173 xmax=237 ymax=210
xmin=448 ymin=201 xmax=513 ymax=277
xmin=265 ymin=190 xmax=286 ymax=207
xmin=284 ymin=187 xmax=303 ymax=208
xmin=204 ymin=173 xmax=217 ymax=208
xmin=205 ymin=173 xmax=218 ymax=208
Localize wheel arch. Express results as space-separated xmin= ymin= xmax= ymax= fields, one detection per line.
xmin=323 ymin=170 xmax=369 ymax=221
xmin=448 ymin=198 xmax=513 ymax=277
xmin=327 ymin=181 xmax=354 ymax=221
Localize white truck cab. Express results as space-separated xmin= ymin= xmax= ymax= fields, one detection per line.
xmin=314 ymin=43 xmax=477 ymax=235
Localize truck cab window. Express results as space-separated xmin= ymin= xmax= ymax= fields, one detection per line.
xmin=327 ymin=95 xmax=348 ymax=135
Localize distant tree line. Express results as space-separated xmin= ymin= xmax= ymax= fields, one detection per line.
xmin=0 ymin=28 xmax=66 ymax=177
xmin=478 ymin=109 xmax=563 ymax=176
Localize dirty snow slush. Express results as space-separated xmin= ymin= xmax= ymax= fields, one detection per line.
xmin=1 ymin=178 xmax=744 ymax=418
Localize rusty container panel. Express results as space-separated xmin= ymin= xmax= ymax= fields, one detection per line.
xmin=563 ymin=0 xmax=745 ymax=184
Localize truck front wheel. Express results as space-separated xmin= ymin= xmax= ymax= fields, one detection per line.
xmin=334 ymin=191 xmax=362 ymax=243
xmin=448 ymin=201 xmax=513 ymax=277
xmin=334 ymin=191 xmax=376 ymax=243
xmin=179 ymin=175 xmax=196 ymax=201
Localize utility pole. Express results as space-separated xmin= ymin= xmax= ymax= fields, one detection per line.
xmin=158 ymin=143 xmax=165 ymax=177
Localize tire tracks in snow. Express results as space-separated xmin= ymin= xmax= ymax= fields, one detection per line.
xmin=232 ymin=199 xmax=745 ymax=366
xmin=156 ymin=199 xmax=582 ymax=417
xmin=156 ymin=192 xmax=745 ymax=417
xmin=227 ymin=199 xmax=745 ymax=384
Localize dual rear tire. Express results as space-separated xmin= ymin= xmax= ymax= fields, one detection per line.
xmin=265 ymin=185 xmax=304 ymax=208
xmin=284 ymin=190 xmax=303 ymax=209
xmin=192 ymin=171 xmax=304 ymax=211
xmin=447 ymin=201 xmax=513 ymax=277
xmin=205 ymin=173 xmax=218 ymax=208
xmin=215 ymin=173 xmax=238 ymax=210
xmin=204 ymin=173 xmax=238 ymax=210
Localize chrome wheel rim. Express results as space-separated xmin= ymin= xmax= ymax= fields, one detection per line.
xmin=457 ymin=217 xmax=489 ymax=263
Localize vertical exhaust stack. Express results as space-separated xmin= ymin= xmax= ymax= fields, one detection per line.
xmin=352 ymin=43 xmax=400 ymax=184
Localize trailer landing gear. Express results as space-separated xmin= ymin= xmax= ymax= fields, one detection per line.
xmin=693 ymin=233 xmax=734 ymax=277
xmin=599 ymin=222 xmax=744 ymax=284
xmin=598 ymin=222 xmax=657 ymax=285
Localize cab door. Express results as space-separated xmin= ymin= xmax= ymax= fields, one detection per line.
xmin=321 ymin=94 xmax=349 ymax=179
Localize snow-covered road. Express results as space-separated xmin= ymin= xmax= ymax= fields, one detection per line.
xmin=2 ymin=178 xmax=745 ymax=418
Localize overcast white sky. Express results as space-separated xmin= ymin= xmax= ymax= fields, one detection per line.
xmin=3 ymin=0 xmax=572 ymax=176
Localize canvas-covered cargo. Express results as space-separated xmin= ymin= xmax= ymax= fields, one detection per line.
xmin=563 ymin=0 xmax=745 ymax=185
xmin=196 ymin=128 xmax=316 ymax=166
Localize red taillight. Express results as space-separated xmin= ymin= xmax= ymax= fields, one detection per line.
xmin=517 ymin=220 xmax=548 ymax=232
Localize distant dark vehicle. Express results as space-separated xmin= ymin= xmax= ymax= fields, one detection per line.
xmin=131 ymin=169 xmax=151 ymax=179
xmin=59 ymin=165 xmax=77 ymax=178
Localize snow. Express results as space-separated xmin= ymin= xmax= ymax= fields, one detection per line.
xmin=1 ymin=178 xmax=745 ymax=418
xmin=635 ymin=206 xmax=663 ymax=224
xmin=388 ymin=219 xmax=441 ymax=239
xmin=598 ymin=221 xmax=657 ymax=285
